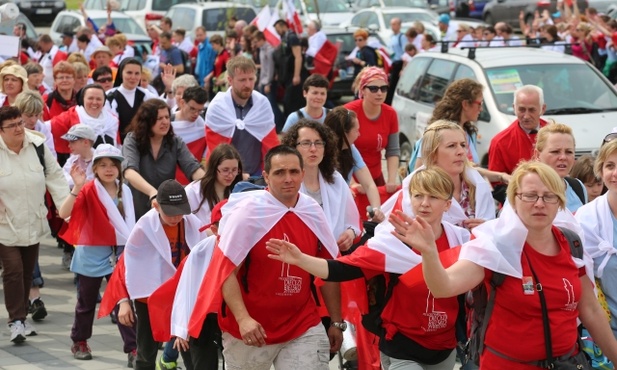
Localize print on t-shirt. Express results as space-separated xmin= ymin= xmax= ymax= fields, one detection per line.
xmin=562 ymin=278 xmax=577 ymax=311
xmin=377 ymin=134 xmax=383 ymax=152
xmin=422 ymin=291 xmax=448 ymax=332
xmin=277 ymin=233 xmax=302 ymax=296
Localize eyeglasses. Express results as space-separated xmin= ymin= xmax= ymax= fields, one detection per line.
xmin=1 ymin=119 xmax=25 ymax=130
xmin=187 ymin=106 xmax=206 ymax=115
xmin=217 ymin=167 xmax=239 ymax=176
xmin=603 ymin=133 xmax=617 ymax=144
xmin=96 ymin=77 xmax=113 ymax=83
xmin=296 ymin=140 xmax=325 ymax=149
xmin=472 ymin=100 xmax=483 ymax=107
xmin=364 ymin=85 xmax=389 ymax=93
xmin=56 ymin=75 xmax=74 ymax=81
xmin=516 ymin=193 xmax=560 ymax=204
xmin=355 ymin=38 xmax=365 ymax=42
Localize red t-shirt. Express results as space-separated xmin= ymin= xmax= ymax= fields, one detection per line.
xmin=344 ymin=99 xmax=399 ymax=181
xmin=213 ymin=49 xmax=230 ymax=78
xmin=380 ymin=230 xmax=459 ymax=350
xmin=481 ymin=227 xmax=585 ymax=369
xmin=488 ymin=119 xmax=548 ymax=176
xmin=219 ymin=212 xmax=331 ymax=344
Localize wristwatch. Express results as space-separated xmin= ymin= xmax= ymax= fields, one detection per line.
xmin=331 ymin=321 xmax=347 ymax=331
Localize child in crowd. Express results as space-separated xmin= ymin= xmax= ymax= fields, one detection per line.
xmin=61 ymin=124 xmax=96 ymax=188
xmin=58 ymin=144 xmax=137 ymax=364
xmin=571 ymin=154 xmax=604 ymax=202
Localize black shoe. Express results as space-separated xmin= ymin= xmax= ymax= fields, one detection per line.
xmin=29 ymin=299 xmax=47 ymax=321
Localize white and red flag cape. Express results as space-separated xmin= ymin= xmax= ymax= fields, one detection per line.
xmin=185 ymin=190 xmax=339 ymax=338
xmin=306 ymin=30 xmax=339 ymax=79
xmin=204 ymin=89 xmax=279 ymax=161
xmin=252 ymin=5 xmax=281 ymax=47
xmin=61 ymin=179 xmax=135 ymax=246
xmin=171 ymin=116 xmax=207 ymax=185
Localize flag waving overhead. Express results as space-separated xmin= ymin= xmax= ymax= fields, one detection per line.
xmin=283 ymin=0 xmax=303 ymax=34
xmin=253 ymin=5 xmax=281 ymax=47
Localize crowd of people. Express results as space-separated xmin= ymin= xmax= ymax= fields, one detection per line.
xmin=1 ymin=2 xmax=617 ymax=370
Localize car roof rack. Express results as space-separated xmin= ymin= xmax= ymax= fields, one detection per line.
xmin=436 ymin=39 xmax=574 ymax=59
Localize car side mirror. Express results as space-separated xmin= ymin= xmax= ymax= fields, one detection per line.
xmin=368 ymin=23 xmax=379 ymax=31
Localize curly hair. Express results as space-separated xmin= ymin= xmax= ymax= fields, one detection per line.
xmin=324 ymin=106 xmax=358 ymax=179
xmin=281 ymin=119 xmax=339 ymax=184
xmin=429 ymin=78 xmax=483 ymax=137
xmin=195 ymin=143 xmax=243 ymax=213
xmin=126 ymin=99 xmax=174 ymax=154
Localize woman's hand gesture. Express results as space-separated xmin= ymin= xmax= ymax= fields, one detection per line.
xmin=70 ymin=163 xmax=87 ymax=189
xmin=266 ymin=238 xmax=305 ymax=266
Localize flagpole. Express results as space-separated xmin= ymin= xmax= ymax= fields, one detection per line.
xmin=312 ymin=0 xmax=321 ymax=22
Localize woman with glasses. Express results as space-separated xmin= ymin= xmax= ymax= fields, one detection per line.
xmin=344 ymin=67 xmax=400 ymax=194
xmin=186 ymin=143 xmax=243 ymax=225
xmin=533 ymin=123 xmax=587 ymax=212
xmin=50 ymin=84 xmax=120 ymax=166
xmin=122 ymin=99 xmax=205 ymax=220
xmin=0 ymin=106 xmax=69 ymax=344
xmin=42 ymin=61 xmax=76 ymax=122
xmin=576 ymin=139 xmax=617 ymax=339
xmin=282 ymin=119 xmax=360 ymax=252
xmin=350 ymin=29 xmax=378 ymax=78
xmin=388 ymin=160 xmax=617 ymax=369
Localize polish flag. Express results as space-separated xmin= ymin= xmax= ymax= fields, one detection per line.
xmin=284 ymin=0 xmax=303 ymax=34
xmin=311 ymin=39 xmax=339 ymax=78
xmin=253 ymin=5 xmax=281 ymax=47
xmin=171 ymin=117 xmax=207 ymax=185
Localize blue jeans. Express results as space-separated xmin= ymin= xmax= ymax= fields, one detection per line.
xmin=32 ymin=260 xmax=44 ymax=288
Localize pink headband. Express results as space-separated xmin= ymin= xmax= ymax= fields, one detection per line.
xmin=358 ymin=67 xmax=389 ymax=99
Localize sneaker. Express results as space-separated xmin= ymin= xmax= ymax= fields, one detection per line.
xmin=156 ymin=356 xmax=177 ymax=370
xmin=71 ymin=341 xmax=93 ymax=360
xmin=8 ymin=321 xmax=26 ymax=344
xmin=29 ymin=298 xmax=47 ymax=321
xmin=24 ymin=321 xmax=37 ymax=336
xmin=62 ymin=252 xmax=72 ymax=270
xmin=127 ymin=349 xmax=137 ymax=368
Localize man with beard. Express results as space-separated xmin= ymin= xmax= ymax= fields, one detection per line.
xmin=205 ymin=56 xmax=279 ymax=178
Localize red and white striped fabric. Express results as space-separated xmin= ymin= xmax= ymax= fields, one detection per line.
xmin=61 ymin=179 xmax=135 ymax=247
xmin=187 ymin=190 xmax=339 ymax=338
xmin=283 ymin=0 xmax=303 ymax=34
xmin=306 ymin=31 xmax=338 ymax=78
xmin=204 ymin=89 xmax=279 ymax=160
xmin=253 ymin=5 xmax=281 ymax=47
xmin=172 ymin=117 xmax=207 ymax=185
xmin=124 ymin=209 xmax=205 ymax=299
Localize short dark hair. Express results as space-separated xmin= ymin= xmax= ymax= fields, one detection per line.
xmin=77 ymin=84 xmax=106 ymax=105
xmin=254 ymin=31 xmax=265 ymax=41
xmin=160 ymin=31 xmax=172 ymax=41
xmin=182 ymin=86 xmax=208 ymax=105
xmin=264 ymin=145 xmax=303 ymax=173
xmin=303 ymin=74 xmax=329 ymax=92
xmin=174 ymin=28 xmax=186 ymax=37
xmin=77 ymin=34 xmax=90 ymax=43
xmin=161 ymin=17 xmax=172 ymax=27
xmin=210 ymin=34 xmax=223 ymax=46
xmin=0 ymin=106 xmax=21 ymax=128
xmin=273 ymin=19 xmax=288 ymax=28
xmin=92 ymin=66 xmax=113 ymax=82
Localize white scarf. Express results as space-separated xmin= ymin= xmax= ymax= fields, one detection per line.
xmin=218 ymin=190 xmax=339 ymax=264
xmin=172 ymin=116 xmax=206 ymax=145
xmin=125 ymin=209 xmax=204 ymax=299
xmin=94 ymin=178 xmax=135 ymax=246
xmin=75 ymin=105 xmax=119 ymax=147
xmin=575 ymin=193 xmax=616 ymax=278
xmin=185 ymin=180 xmax=212 ymax=226
xmin=300 ymin=171 xmax=360 ymax=240
xmin=205 ymin=89 xmax=275 ymax=141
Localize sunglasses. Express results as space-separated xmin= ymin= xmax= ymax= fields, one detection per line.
xmin=96 ymin=77 xmax=113 ymax=83
xmin=603 ymin=133 xmax=617 ymax=143
xmin=364 ymin=85 xmax=389 ymax=93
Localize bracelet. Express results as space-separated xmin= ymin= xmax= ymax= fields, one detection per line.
xmin=149 ymin=195 xmax=157 ymax=204
xmin=70 ymin=192 xmax=78 ymax=197
xmin=348 ymin=226 xmax=357 ymax=239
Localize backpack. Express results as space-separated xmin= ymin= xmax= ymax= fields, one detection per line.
xmin=179 ymin=49 xmax=192 ymax=76
xmin=35 ymin=143 xmax=46 ymax=177
xmin=294 ymin=108 xmax=331 ymax=120
xmin=565 ymin=176 xmax=586 ymax=205
xmin=465 ymin=226 xmax=584 ymax=366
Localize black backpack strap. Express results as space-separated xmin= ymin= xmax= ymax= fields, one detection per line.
xmin=46 ymin=93 xmax=54 ymax=109
xmin=478 ymin=272 xmax=505 ymax=357
xmin=564 ymin=177 xmax=586 ymax=204
xmin=295 ymin=109 xmax=304 ymax=119
xmin=34 ymin=143 xmax=46 ymax=177
xmin=557 ymin=226 xmax=584 ymax=259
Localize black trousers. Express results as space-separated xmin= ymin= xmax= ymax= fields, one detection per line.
xmin=189 ymin=313 xmax=222 ymax=370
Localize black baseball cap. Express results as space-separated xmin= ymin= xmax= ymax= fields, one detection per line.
xmin=156 ymin=180 xmax=191 ymax=216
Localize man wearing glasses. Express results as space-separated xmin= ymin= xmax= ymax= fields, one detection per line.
xmin=91 ymin=66 xmax=114 ymax=92
xmin=171 ymin=86 xmax=208 ymax=185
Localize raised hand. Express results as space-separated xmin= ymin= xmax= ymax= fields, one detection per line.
xmin=265 ymin=238 xmax=305 ymax=265
xmin=389 ymin=210 xmax=437 ymax=254
xmin=70 ymin=163 xmax=87 ymax=189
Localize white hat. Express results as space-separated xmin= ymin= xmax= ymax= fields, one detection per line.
xmin=93 ymin=144 xmax=123 ymax=162
xmin=61 ymin=124 xmax=96 ymax=142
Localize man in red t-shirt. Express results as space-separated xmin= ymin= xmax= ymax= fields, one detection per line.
xmin=216 ymin=146 xmax=343 ymax=370
xmin=488 ymin=85 xmax=547 ymax=203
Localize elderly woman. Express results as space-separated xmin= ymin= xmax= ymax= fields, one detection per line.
xmin=266 ymin=167 xmax=471 ymax=370
xmin=0 ymin=65 xmax=29 ymax=107
xmin=344 ymin=67 xmax=400 ymax=193
xmin=168 ymin=74 xmax=199 ymax=113
xmin=15 ymin=91 xmax=54 ymax=157
xmin=122 ymin=99 xmax=205 ymax=220
xmin=393 ymin=161 xmax=617 ymax=369
xmin=42 ymin=61 xmax=76 ymax=122
xmin=0 ymin=106 xmax=69 ymax=343
xmin=282 ymin=119 xmax=361 ymax=251
xmin=534 ymin=123 xmax=586 ymax=212
xmin=51 ymin=84 xmax=119 ymax=166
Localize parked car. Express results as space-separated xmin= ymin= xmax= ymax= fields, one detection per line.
xmin=453 ymin=0 xmax=489 ymax=19
xmin=322 ymin=26 xmax=387 ymax=100
xmin=0 ymin=12 xmax=37 ymax=41
xmin=50 ymin=10 xmax=151 ymax=48
xmin=0 ymin=0 xmax=65 ymax=24
xmin=483 ymin=0 xmax=587 ymax=29
xmin=352 ymin=0 xmax=430 ymax=11
xmin=343 ymin=7 xmax=440 ymax=44
xmin=392 ymin=47 xmax=617 ymax=164
xmin=82 ymin=0 xmax=196 ymax=31
xmin=165 ymin=3 xmax=256 ymax=40
xmin=293 ymin=0 xmax=355 ymax=27
xmin=428 ymin=0 xmax=454 ymax=14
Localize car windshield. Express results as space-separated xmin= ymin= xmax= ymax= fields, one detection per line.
xmin=298 ymin=0 xmax=350 ymax=13
xmin=382 ymin=0 xmax=428 ymax=8
xmin=485 ymin=64 xmax=617 ymax=114
xmin=383 ymin=12 xmax=435 ymax=24
xmin=91 ymin=17 xmax=147 ymax=36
